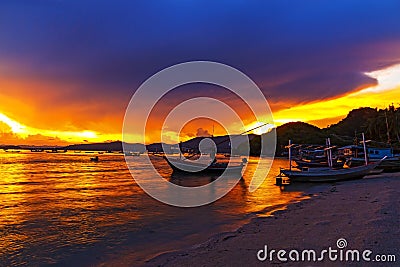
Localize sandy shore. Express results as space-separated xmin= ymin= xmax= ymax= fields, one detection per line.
xmin=148 ymin=173 xmax=400 ymax=266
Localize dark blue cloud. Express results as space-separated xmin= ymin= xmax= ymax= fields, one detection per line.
xmin=1 ymin=0 xmax=400 ymax=106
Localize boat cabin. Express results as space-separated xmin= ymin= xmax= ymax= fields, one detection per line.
xmin=299 ymin=149 xmax=326 ymax=160
xmin=338 ymin=145 xmax=393 ymax=159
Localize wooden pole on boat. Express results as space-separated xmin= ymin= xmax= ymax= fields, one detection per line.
xmin=325 ymin=139 xmax=330 ymax=168
xmin=362 ymin=133 xmax=368 ymax=166
xmin=325 ymin=138 xmax=332 ymax=168
xmin=328 ymin=138 xmax=333 ymax=168
xmin=288 ymin=139 xmax=292 ymax=171
xmin=385 ymin=111 xmax=391 ymax=145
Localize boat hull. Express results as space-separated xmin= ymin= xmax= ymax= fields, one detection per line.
xmin=164 ymin=157 xmax=244 ymax=174
xmin=347 ymin=157 xmax=400 ymax=172
xmin=294 ymin=159 xmax=345 ymax=169
xmin=281 ymin=163 xmax=379 ymax=183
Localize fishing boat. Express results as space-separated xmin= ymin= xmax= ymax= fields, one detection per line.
xmin=279 ymin=160 xmax=384 ymax=182
xmin=162 ymin=123 xmax=269 ymax=174
xmin=341 ymin=112 xmax=400 ymax=172
xmin=292 ymin=139 xmax=345 ymax=169
xmin=164 ymin=156 xmax=246 ymax=174
xmin=346 ymin=157 xmax=400 ymax=172
xmin=278 ymin=134 xmax=385 ymax=183
xmin=340 ymin=145 xmax=400 ymax=172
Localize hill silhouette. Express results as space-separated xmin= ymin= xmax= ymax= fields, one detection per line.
xmin=65 ymin=141 xmax=146 ymax=152
xmin=274 ymin=122 xmax=325 ymax=155
xmin=272 ymin=105 xmax=400 ymax=155
xmin=325 ymin=107 xmax=377 ymax=137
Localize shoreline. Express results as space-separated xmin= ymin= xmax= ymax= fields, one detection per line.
xmin=139 ymin=199 xmax=308 ymax=264
xmin=147 ymin=173 xmax=400 ymax=266
xmin=97 ymin=195 xmax=311 ymax=267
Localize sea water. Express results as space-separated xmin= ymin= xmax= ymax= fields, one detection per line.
xmin=0 ymin=151 xmax=311 ymax=266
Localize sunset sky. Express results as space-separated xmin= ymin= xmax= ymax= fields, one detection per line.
xmin=1 ymin=1 xmax=400 ymax=145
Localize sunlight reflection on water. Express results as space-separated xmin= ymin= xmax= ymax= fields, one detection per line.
xmin=0 ymin=151 xmax=310 ymax=265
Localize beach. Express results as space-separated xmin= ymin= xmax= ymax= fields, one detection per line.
xmin=148 ymin=173 xmax=400 ymax=266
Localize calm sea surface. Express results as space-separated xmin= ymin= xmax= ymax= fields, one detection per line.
xmin=0 ymin=151 xmax=314 ymax=266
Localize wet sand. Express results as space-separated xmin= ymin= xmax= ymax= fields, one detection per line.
xmin=148 ymin=173 xmax=400 ymax=266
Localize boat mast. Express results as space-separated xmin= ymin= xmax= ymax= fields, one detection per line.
xmin=396 ymin=111 xmax=400 ymax=143
xmin=288 ymin=140 xmax=292 ymax=171
xmin=362 ymin=133 xmax=368 ymax=166
xmin=354 ymin=130 xmax=358 ymax=158
xmin=385 ymin=110 xmax=391 ymax=145
xmin=327 ymin=138 xmax=333 ymax=168
xmin=325 ymin=139 xmax=329 ymax=167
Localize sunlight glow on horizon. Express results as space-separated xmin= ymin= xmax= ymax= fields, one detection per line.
xmin=0 ymin=113 xmax=27 ymax=134
xmin=246 ymin=121 xmax=275 ymax=135
xmin=0 ymin=112 xmax=121 ymax=145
